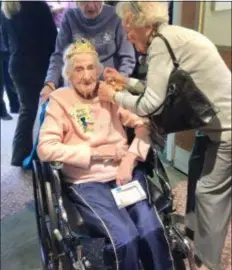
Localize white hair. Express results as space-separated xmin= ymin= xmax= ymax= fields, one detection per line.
xmin=62 ymin=46 xmax=103 ymax=84
xmin=1 ymin=1 xmax=21 ymax=19
xmin=116 ymin=1 xmax=169 ymax=28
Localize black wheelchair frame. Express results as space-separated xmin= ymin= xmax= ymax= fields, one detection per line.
xmin=32 ymin=146 xmax=196 ymax=270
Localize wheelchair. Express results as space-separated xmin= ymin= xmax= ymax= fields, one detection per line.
xmin=32 ymin=137 xmax=197 ymax=270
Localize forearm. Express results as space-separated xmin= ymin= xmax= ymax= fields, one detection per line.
xmin=116 ymin=22 xmax=136 ymax=77
xmin=38 ymin=140 xmax=91 ymax=169
xmin=115 ymin=48 xmax=174 ymax=116
xmin=128 ymin=136 xmax=150 ymax=162
xmin=118 ymin=55 xmax=136 ymax=77
xmin=44 ymin=52 xmax=63 ymax=87
xmin=126 ymin=78 xmax=146 ymax=94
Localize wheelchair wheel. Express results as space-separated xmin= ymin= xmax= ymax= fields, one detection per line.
xmin=32 ymin=160 xmax=55 ymax=269
xmin=42 ymin=163 xmax=80 ymax=270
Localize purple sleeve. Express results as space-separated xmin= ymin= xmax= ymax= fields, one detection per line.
xmin=115 ymin=21 xmax=136 ymax=77
xmin=45 ymin=11 xmax=72 ymax=86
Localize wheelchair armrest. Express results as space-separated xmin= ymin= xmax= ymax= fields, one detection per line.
xmin=147 ymin=177 xmax=173 ymax=214
xmin=47 ymin=162 xmax=85 ymax=229
xmin=152 ymin=149 xmax=172 ymax=199
xmin=45 ymin=162 xmax=63 ymax=200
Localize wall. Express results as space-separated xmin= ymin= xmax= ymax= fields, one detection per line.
xmin=203 ymin=1 xmax=231 ymax=47
xmin=181 ymin=1 xmax=199 ymax=29
xmin=172 ymin=1 xmax=182 ymax=26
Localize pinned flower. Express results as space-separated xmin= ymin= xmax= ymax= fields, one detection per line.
xmin=106 ymin=80 xmax=125 ymax=92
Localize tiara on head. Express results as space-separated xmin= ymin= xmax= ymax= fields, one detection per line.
xmin=65 ymin=38 xmax=98 ymax=59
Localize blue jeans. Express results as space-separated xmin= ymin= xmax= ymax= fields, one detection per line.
xmin=64 ymin=168 xmax=174 ymax=270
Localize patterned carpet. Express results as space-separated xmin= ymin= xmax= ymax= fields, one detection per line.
xmin=173 ymin=182 xmax=231 ymax=270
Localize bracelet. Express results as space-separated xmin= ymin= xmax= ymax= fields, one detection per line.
xmin=44 ymin=83 xmax=55 ymax=92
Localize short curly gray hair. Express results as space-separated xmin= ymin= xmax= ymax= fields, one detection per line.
xmin=62 ymin=45 xmax=104 ymax=83
xmin=116 ymin=1 xmax=169 ymax=28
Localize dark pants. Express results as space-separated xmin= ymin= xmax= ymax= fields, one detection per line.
xmin=0 ymin=52 xmax=19 ymax=115
xmin=0 ymin=52 xmax=4 ymax=116
xmin=185 ymin=135 xmax=209 ymax=236
xmin=10 ymin=71 xmax=44 ymax=166
xmin=65 ymin=169 xmax=174 ymax=270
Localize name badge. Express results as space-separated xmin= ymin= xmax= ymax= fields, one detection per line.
xmin=111 ymin=180 xmax=147 ymax=209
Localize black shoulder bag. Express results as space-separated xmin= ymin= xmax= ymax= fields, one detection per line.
xmin=136 ymin=33 xmax=218 ymax=145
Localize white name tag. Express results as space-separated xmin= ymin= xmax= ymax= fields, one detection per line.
xmin=111 ymin=180 xmax=147 ymax=209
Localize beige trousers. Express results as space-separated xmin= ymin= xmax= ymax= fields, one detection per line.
xmin=194 ymin=140 xmax=231 ymax=270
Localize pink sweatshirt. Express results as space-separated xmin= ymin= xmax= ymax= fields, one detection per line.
xmin=38 ymin=88 xmax=150 ymax=184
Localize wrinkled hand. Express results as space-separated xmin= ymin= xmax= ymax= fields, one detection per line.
xmin=98 ymin=81 xmax=116 ymax=103
xmin=116 ymin=152 xmax=137 ymax=186
xmin=103 ymin=67 xmax=128 ymax=87
xmin=40 ymin=83 xmax=55 ymax=104
xmin=135 ymin=122 xmax=151 ymax=139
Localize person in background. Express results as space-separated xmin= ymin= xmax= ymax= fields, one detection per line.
xmin=40 ymin=1 xmax=136 ymax=104
xmin=98 ymin=2 xmax=231 ymax=270
xmin=105 ymin=1 xmax=118 ymax=7
xmin=0 ymin=1 xmax=19 ymax=120
xmin=1 ymin=1 xmax=57 ymax=167
xmin=47 ymin=1 xmax=77 ymax=28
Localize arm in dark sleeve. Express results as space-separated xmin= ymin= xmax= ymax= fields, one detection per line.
xmin=40 ymin=2 xmax=57 ymax=55
xmin=0 ymin=13 xmax=9 ymax=52
xmin=44 ymin=10 xmax=73 ymax=87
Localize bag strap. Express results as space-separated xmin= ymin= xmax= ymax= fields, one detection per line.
xmin=154 ymin=33 xmax=180 ymax=69
xmin=135 ymin=33 xmax=179 ymax=117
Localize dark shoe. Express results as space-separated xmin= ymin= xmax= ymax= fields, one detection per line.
xmin=11 ymin=160 xmax=23 ymax=167
xmin=0 ymin=113 xmax=13 ymax=120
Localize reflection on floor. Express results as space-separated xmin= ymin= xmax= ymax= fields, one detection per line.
xmin=1 ymin=113 xmax=231 ymax=270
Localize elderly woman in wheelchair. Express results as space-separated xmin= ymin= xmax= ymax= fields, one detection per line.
xmin=36 ymin=39 xmax=175 ymax=270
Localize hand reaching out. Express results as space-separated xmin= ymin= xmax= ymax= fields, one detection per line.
xmin=135 ymin=123 xmax=150 ymax=139
xmin=40 ymin=82 xmax=55 ymax=104
xmin=103 ymin=68 xmax=128 ymax=87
